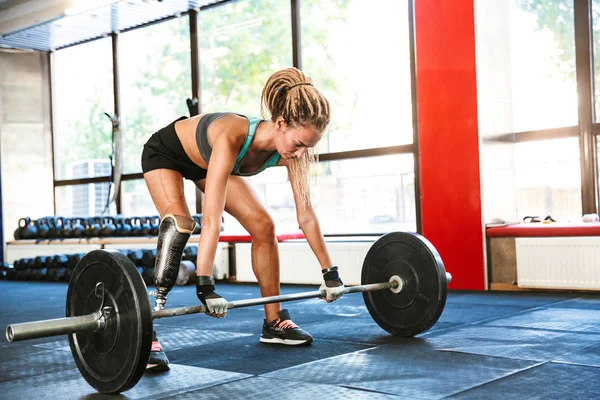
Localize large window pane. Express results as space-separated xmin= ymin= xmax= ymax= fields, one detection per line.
xmin=55 ymin=182 xmax=116 ymax=217
xmin=121 ymin=179 xmax=197 ymax=217
xmin=199 ymin=0 xmax=292 ymax=116
xmin=120 ymin=17 xmax=191 ymax=174
xmin=476 ymin=0 xmax=576 ymax=133
xmin=515 ymin=137 xmax=581 ymax=221
xmin=222 ymin=155 xmax=416 ymax=235
xmin=593 ymin=0 xmax=600 ymax=121
xmin=301 ymin=0 xmax=412 ymax=152
xmin=54 ymin=38 xmax=114 ymax=180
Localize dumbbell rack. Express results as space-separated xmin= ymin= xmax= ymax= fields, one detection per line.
xmin=3 ymin=236 xmax=230 ymax=282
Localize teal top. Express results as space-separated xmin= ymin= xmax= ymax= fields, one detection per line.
xmin=195 ymin=112 xmax=281 ymax=177
xmin=231 ymin=117 xmax=281 ymax=177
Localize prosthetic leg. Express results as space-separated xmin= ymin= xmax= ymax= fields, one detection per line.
xmin=153 ymin=214 xmax=196 ymax=311
xmin=148 ymin=214 xmax=196 ymax=371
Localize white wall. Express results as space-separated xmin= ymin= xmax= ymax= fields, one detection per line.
xmin=0 ymin=49 xmax=54 ymax=254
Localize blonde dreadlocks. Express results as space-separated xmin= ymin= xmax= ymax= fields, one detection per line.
xmin=260 ymin=68 xmax=330 ymax=207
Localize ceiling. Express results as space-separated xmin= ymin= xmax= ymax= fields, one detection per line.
xmin=0 ymin=0 xmax=32 ymax=11
xmin=0 ymin=0 xmax=221 ymax=51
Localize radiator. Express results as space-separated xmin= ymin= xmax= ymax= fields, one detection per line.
xmin=516 ymin=237 xmax=600 ymax=290
xmin=234 ymin=241 xmax=376 ymax=286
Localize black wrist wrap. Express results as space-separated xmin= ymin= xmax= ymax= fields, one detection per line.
xmin=321 ymin=266 xmax=343 ymax=285
xmin=196 ymin=276 xmax=221 ymax=305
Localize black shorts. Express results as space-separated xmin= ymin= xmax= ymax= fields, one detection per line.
xmin=141 ymin=117 xmax=208 ymax=181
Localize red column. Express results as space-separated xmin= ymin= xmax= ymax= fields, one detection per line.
xmin=414 ymin=0 xmax=485 ymax=290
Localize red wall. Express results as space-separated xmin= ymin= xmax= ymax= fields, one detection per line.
xmin=414 ymin=0 xmax=485 ymax=290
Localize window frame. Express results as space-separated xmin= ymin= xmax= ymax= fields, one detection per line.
xmin=47 ymin=0 xmax=600 ymax=233
xmin=50 ymin=0 xmax=421 ymax=235
xmin=50 ymin=0 xmax=600 ymax=229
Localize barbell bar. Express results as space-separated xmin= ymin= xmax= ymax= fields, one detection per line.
xmin=153 ymin=272 xmax=451 ymax=318
xmin=4 ymin=231 xmax=451 ymax=394
xmin=6 ymin=273 xmax=452 ymax=342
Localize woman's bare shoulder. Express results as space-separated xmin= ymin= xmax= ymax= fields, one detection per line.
xmin=208 ymin=114 xmax=248 ymax=146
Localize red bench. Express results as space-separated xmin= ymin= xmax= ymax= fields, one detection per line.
xmin=486 ymin=223 xmax=600 ymax=238
xmin=218 ymin=232 xmax=306 ymax=243
xmin=218 ymin=232 xmax=306 ymax=279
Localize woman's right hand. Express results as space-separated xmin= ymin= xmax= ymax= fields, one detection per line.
xmin=196 ymin=276 xmax=228 ymax=318
xmin=204 ymin=296 xmax=228 ymax=318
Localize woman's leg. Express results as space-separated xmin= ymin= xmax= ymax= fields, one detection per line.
xmin=144 ymin=168 xmax=192 ymax=219
xmin=196 ymin=176 xmax=281 ymax=322
xmin=145 ymin=168 xmax=196 ymax=309
xmin=144 ymin=168 xmax=197 ymax=370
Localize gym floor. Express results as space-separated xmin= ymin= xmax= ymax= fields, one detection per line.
xmin=1 ymin=281 xmax=600 ymax=399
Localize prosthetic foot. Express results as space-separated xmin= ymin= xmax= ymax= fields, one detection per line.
xmin=153 ymin=214 xmax=196 ymax=311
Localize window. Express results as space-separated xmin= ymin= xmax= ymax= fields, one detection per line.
xmin=476 ymin=0 xmax=581 ymax=222
xmin=199 ymin=0 xmax=293 ymax=116
xmin=476 ymin=0 xmax=577 ymax=133
xmin=120 ymin=17 xmax=192 ymax=174
xmin=120 ymin=179 xmax=197 ymax=217
xmin=54 ymin=38 xmax=114 ymax=180
xmin=311 ymin=155 xmax=416 ymax=234
xmin=55 ymin=180 xmax=116 ymax=217
xmin=222 ymin=154 xmax=416 ymax=234
xmin=515 ymin=137 xmax=581 ymax=221
xmin=301 ymin=0 xmax=413 ymax=153
xmin=592 ymin=0 xmax=600 ymax=121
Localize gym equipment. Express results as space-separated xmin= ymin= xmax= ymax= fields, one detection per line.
xmin=5 ymin=231 xmax=450 ymax=394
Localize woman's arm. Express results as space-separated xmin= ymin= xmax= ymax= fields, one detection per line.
xmin=287 ymin=162 xmax=345 ymax=302
xmin=286 ymin=163 xmax=333 ymax=270
xmin=196 ymin=130 xmax=242 ymax=276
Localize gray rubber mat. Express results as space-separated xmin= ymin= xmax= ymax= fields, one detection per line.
xmin=0 ymin=347 xmax=75 ymax=383
xmin=2 ymin=281 xmax=598 ymax=399
xmin=0 ymin=339 xmax=69 ymax=360
xmin=152 ymin=326 xmax=253 ymax=351
xmin=446 ymin=291 xmax=573 ymax=307
xmin=0 ymin=364 xmax=250 ymax=400
xmin=554 ymin=343 xmax=600 ymax=367
xmin=294 ymin=317 xmax=459 ymax=345
xmin=424 ymin=325 xmax=600 ymax=361
xmin=435 ymin=302 xmax=526 ymax=324
xmin=546 ymin=296 xmax=600 ymax=310
xmin=171 ymin=334 xmax=374 ymax=374
xmin=449 ymin=362 xmax=600 ymax=399
xmin=263 ymin=346 xmax=537 ymax=399
xmin=154 ymin=310 xmax=265 ymax=332
xmin=164 ymin=376 xmax=401 ymax=399
xmin=485 ymin=308 xmax=600 ymax=333
xmin=32 ymin=339 xmax=71 ymax=352
xmin=290 ymin=297 xmax=371 ymax=317
xmin=1 ymin=306 xmax=67 ymax=327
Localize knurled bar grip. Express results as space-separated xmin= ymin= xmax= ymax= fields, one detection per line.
xmin=154 ymin=272 xmax=452 ymax=319
xmin=153 ymin=280 xmax=397 ymax=319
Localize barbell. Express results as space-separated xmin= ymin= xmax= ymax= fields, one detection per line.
xmin=5 ymin=231 xmax=451 ymax=395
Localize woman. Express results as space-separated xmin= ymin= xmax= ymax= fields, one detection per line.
xmin=141 ymin=67 xmax=345 ymax=371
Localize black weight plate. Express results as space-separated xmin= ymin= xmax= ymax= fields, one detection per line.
xmin=362 ymin=232 xmax=447 ymax=337
xmin=66 ymin=250 xmax=152 ymax=394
